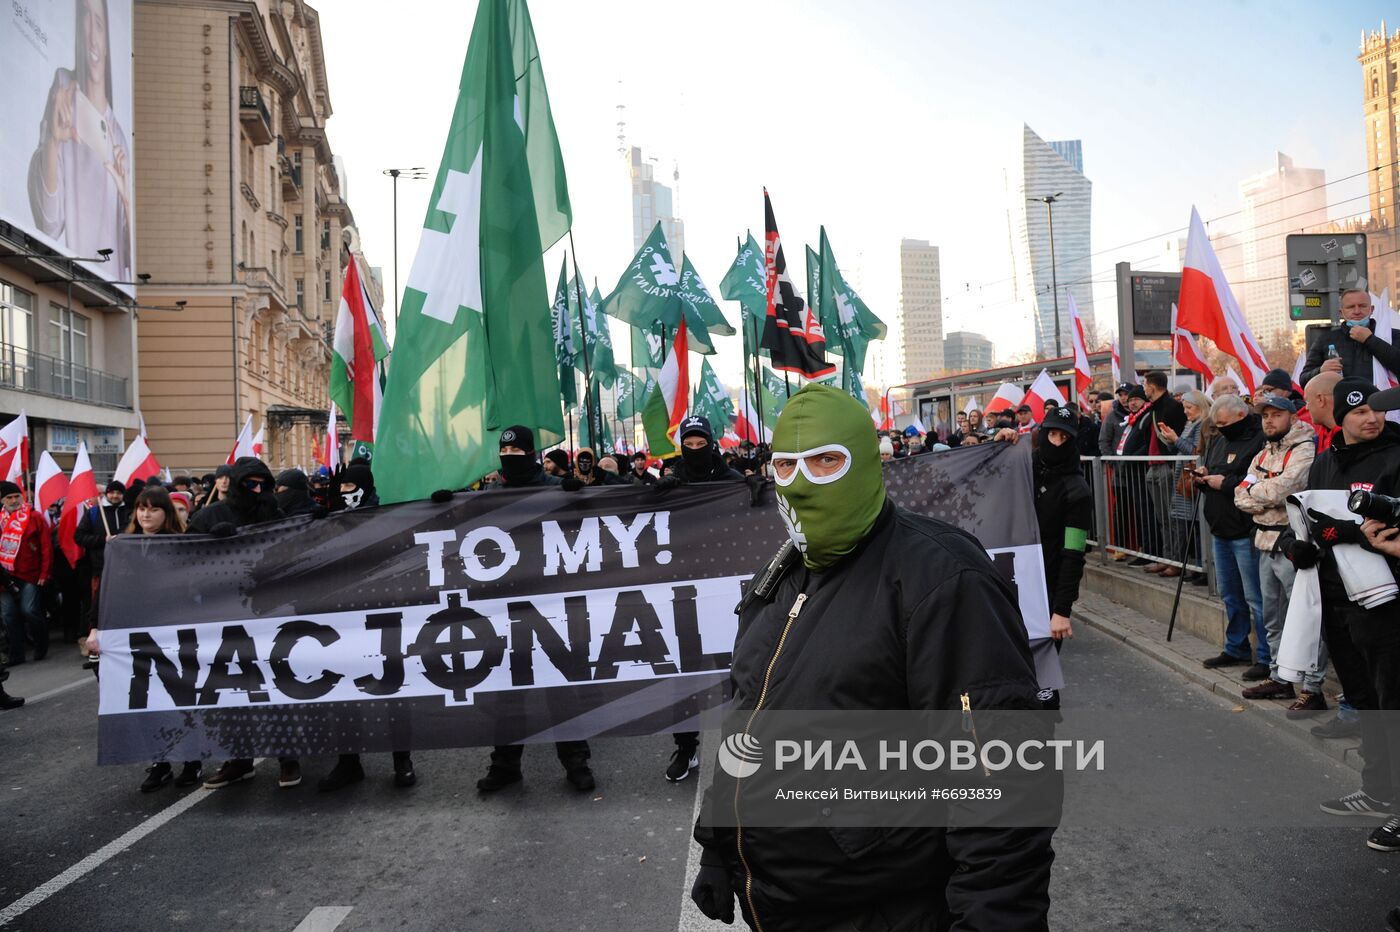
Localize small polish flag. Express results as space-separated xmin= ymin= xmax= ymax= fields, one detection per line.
xmin=113 ymin=434 xmax=163 ymax=487
xmin=1024 ymin=369 xmax=1066 ymax=422
xmin=227 ymin=415 xmax=255 ymax=464
xmin=983 ymin=382 xmax=1026 ymax=415
xmin=35 ymin=451 xmax=68 ymax=522
xmin=1176 ymin=206 xmax=1269 ymax=392
xmin=58 ymin=443 xmax=98 ymax=568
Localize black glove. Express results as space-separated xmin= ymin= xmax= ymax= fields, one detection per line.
xmin=1287 ymin=538 xmax=1320 ymax=570
xmin=746 ymin=473 xmax=767 ymax=508
xmin=653 ymin=474 xmax=681 ymax=495
xmin=1307 ymin=508 xmax=1363 ymax=547
xmin=430 ymin=489 xmax=455 ymax=504
xmin=208 ymin=522 xmax=237 ymax=539
xmin=690 ymin=863 xmax=735 ymax=924
xmin=560 ymin=476 xmax=583 ymax=492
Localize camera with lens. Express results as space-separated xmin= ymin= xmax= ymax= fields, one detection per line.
xmin=1347 ymin=489 xmax=1400 ymax=528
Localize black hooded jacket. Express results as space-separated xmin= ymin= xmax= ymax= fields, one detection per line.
xmin=1299 ymin=421 xmax=1400 ymax=597
xmin=276 ymin=488 xmax=328 ymax=518
xmin=1035 ymin=447 xmax=1092 ymax=618
xmin=693 ymin=502 xmax=1053 ymax=931
xmin=1198 ymin=413 xmax=1265 ymax=540
xmin=189 ymin=458 xmax=283 ymax=532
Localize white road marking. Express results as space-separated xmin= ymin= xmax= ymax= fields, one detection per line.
xmin=0 ymin=757 xmax=263 ymax=926
xmin=677 ymin=730 xmax=719 ymax=932
xmin=292 ymin=906 xmax=354 ymax=932
xmin=24 ymin=675 xmax=95 ymax=705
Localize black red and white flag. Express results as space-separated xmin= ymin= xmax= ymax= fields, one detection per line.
xmin=762 ymin=190 xmax=835 ymax=378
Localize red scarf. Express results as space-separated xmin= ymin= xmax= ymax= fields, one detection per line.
xmin=0 ymin=506 xmax=29 ymax=573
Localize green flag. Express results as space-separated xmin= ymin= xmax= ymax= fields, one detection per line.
xmin=761 ymin=366 xmax=789 ymax=423
xmin=599 ymin=222 xmax=717 ymax=354
xmin=678 ymin=256 xmax=734 ymax=338
xmin=550 ymin=258 xmax=578 ymax=410
xmin=615 ymin=370 xmax=645 ymax=420
xmin=818 ymin=227 xmax=886 ymax=386
xmin=376 ymin=0 xmax=568 ymax=502
xmin=721 ymin=233 xmax=769 ymax=360
xmin=631 ymin=323 xmax=665 ymax=371
xmin=692 ymin=358 xmax=735 ymax=429
xmin=566 ymin=273 xmax=616 ymax=387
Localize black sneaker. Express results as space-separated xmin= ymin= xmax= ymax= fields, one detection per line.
xmin=0 ymin=687 xmax=22 ymax=711
xmin=1320 ymin=789 xmax=1394 ymax=818
xmin=140 ymin=763 xmax=173 ymax=793
xmin=1312 ymin=715 xmax=1362 ymax=739
xmin=203 ymin=759 xmax=256 ymax=788
xmin=665 ymin=748 xmax=699 ymax=783
xmin=1202 ymin=652 xmax=1250 ymax=669
xmin=174 ymin=762 xmax=203 ymax=787
xmin=278 ymin=760 xmax=302 ymax=788
xmin=392 ymin=752 xmax=416 ymax=788
xmin=565 ymin=764 xmax=596 ymax=792
xmin=477 ymin=764 xmax=522 ymax=792
xmin=1387 ymin=906 xmax=1400 ymax=931
xmin=1241 ymin=663 xmax=1271 ymax=681
xmin=1370 ymin=816 xmax=1400 ymax=851
xmin=317 ymin=755 xmax=365 ymax=793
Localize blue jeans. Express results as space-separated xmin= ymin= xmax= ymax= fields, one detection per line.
xmin=0 ymin=581 xmax=43 ymax=664
xmin=1214 ymin=536 xmax=1268 ymax=663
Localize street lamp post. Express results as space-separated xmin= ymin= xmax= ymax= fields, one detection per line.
xmin=1029 ymin=193 xmax=1063 ymax=358
xmin=382 ymin=167 xmax=428 ymax=329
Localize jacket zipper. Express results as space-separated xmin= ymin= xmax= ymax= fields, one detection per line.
xmin=735 ymin=591 xmax=807 ymax=932
xmin=961 ymin=692 xmax=990 ymax=777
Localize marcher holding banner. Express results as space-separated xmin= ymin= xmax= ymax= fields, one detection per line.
xmin=690 ymin=384 xmax=1053 ymax=931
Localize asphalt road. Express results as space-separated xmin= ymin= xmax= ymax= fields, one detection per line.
xmin=3 ymin=623 xmax=1399 ymax=931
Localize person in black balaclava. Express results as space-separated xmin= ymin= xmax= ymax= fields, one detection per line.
xmin=572 ymin=447 xmax=606 ymax=487
xmin=477 ymin=426 xmax=594 ymax=793
xmin=316 ymin=459 xmax=416 ymax=793
xmin=274 ymin=468 xmax=327 ymax=518
xmin=335 ymin=460 xmax=380 ymax=511
xmin=191 ymin=457 xmax=298 ymax=790
xmin=1031 ymin=406 xmax=1091 ymax=711
xmin=659 ymin=414 xmax=744 ymax=784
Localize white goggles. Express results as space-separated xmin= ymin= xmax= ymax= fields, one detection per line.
xmin=770 ymin=444 xmax=853 ymax=487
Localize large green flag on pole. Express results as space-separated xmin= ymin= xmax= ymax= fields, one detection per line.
xmin=376 ymin=0 xmax=569 ymax=502
xmin=760 ymin=366 xmax=789 ymax=423
xmin=677 ymin=256 xmax=734 ymax=340
xmin=720 ymin=232 xmax=768 ymax=360
xmin=614 ymin=370 xmax=646 ymax=420
xmin=568 ymin=274 xmax=616 ymax=386
xmin=692 ymin=358 xmax=735 ymax=428
xmin=817 ymin=227 xmax=886 ymax=397
xmin=599 ymin=222 xmax=718 ymax=355
xmin=550 ymin=257 xmax=578 ymax=410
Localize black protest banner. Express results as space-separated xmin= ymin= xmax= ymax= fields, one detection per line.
xmin=96 ymin=442 xmax=1047 ymax=764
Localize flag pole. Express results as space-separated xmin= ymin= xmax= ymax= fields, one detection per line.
xmin=566 ymin=231 xmax=597 ymax=449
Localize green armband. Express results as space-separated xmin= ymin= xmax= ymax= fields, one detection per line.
xmin=1063 ymin=527 xmax=1088 ymax=552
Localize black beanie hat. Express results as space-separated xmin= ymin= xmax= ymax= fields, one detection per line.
xmin=499 ymin=425 xmax=535 ymax=453
xmin=276 ymin=468 xmax=308 ymax=491
xmin=105 ymin=480 xmax=125 ymax=494
xmin=1262 ymin=368 xmax=1294 ymax=391
xmin=544 ymin=449 xmax=569 ymax=472
xmin=340 ymin=463 xmax=375 ymax=494
xmin=1335 ymin=377 xmax=1381 ymax=424
xmin=0 ymin=481 xmax=20 ymax=499
xmin=215 ymin=464 xmax=234 ymax=479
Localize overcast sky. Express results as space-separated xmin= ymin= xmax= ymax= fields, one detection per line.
xmin=319 ymin=0 xmax=1390 ymax=388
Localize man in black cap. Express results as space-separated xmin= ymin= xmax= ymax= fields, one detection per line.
xmin=1099 ymin=384 xmax=1132 ymax=455
xmin=273 ymin=468 xmax=326 ymax=517
xmin=1284 ymin=379 xmax=1400 ymax=850
xmin=1015 ymin=403 xmax=1036 ymax=434
xmin=542 ymin=449 xmax=570 ymax=479
xmin=478 ymin=425 xmax=594 ymax=793
xmin=1299 ymin=289 xmax=1400 ymax=385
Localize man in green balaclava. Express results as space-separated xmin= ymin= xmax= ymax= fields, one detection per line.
xmin=690 ymin=383 xmax=1055 ymax=931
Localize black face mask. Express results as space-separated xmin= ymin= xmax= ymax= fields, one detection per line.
xmin=499 ymin=453 xmax=537 ymax=484
xmin=1037 ymin=435 xmax=1079 ymax=470
xmin=1219 ymin=418 xmax=1250 ymax=441
xmin=681 ymin=443 xmax=711 ymax=474
xmin=577 ymin=456 xmax=593 ymax=476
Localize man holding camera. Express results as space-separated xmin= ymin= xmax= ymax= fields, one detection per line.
xmin=1299 ymin=289 xmax=1400 ymax=386
xmin=1285 ymin=379 xmax=1400 ymax=846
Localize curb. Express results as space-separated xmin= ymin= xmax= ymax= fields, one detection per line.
xmin=1074 ymin=599 xmax=1366 ymax=776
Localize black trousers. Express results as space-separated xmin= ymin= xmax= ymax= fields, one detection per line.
xmin=491 ymin=741 xmax=590 ymax=769
xmin=1323 ymin=597 xmax=1400 ymax=802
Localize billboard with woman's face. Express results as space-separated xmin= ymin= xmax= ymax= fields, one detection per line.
xmin=1 ymin=0 xmax=135 ymax=294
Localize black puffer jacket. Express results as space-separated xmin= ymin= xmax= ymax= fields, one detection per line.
xmin=188 ymin=458 xmax=282 ymax=532
xmin=1198 ymin=414 xmax=1265 ymax=540
xmin=672 ymin=447 xmax=743 ymax=484
xmin=1299 ymin=318 xmax=1400 ymax=386
xmin=275 ymin=489 xmax=328 ymax=518
xmin=1035 ymin=453 xmax=1092 ymax=618
xmin=694 ymin=502 xmax=1053 ymax=932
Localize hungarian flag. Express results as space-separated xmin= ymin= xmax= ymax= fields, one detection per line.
xmin=376 ymin=0 xmax=571 ymax=503
xmin=1170 ymin=303 xmax=1213 ymax=387
xmin=762 ymin=190 xmax=833 ymax=378
xmin=984 ymin=382 xmax=1026 ymax=415
xmin=0 ymin=411 xmax=29 ymax=484
xmin=35 ymin=451 xmax=68 ymax=522
xmin=58 ymin=442 xmax=97 ymax=568
xmin=1068 ymin=293 xmax=1093 ymax=402
xmin=113 ymin=434 xmax=162 ymax=486
xmin=1025 ymin=369 xmax=1065 ymax=422
xmin=227 ymin=415 xmax=255 ymax=463
xmin=331 ymin=258 xmax=391 ymax=456
xmin=641 ymin=318 xmax=690 ymax=458
xmin=1176 ymin=206 xmax=1268 ymax=393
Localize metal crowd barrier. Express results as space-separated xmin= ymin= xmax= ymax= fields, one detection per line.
xmin=1080 ymin=455 xmax=1215 ymax=590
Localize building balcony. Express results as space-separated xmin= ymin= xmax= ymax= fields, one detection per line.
xmin=240 ymin=264 xmax=288 ymax=311
xmin=0 ymin=342 xmax=129 ymax=409
xmin=239 ymin=86 xmax=275 ymax=146
xmin=281 ymin=164 xmax=302 ymax=199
